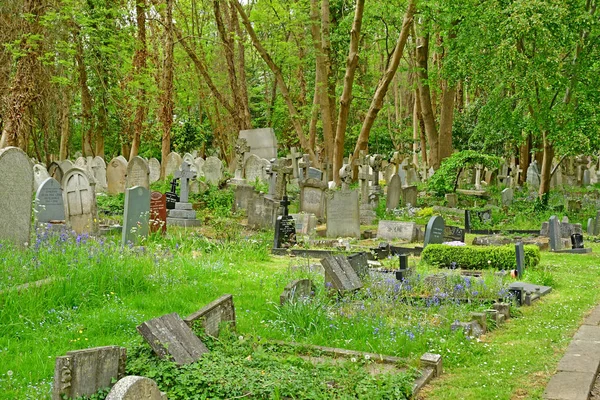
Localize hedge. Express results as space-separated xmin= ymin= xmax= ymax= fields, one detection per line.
xmin=421 ymin=244 xmax=541 ymax=270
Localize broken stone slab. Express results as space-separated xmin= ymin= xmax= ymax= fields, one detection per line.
xmin=106 ymin=376 xmax=167 ymax=400
xmin=321 ymin=255 xmax=363 ymax=293
xmin=280 ymin=279 xmax=315 ymax=305
xmin=184 ymin=295 xmax=236 ymax=337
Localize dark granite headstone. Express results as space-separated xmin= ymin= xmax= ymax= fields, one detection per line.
xmin=320 ymin=255 xmax=363 ymax=293
xmin=166 ymin=179 xmax=179 ymax=210
xmin=571 ymin=233 xmax=584 ymax=249
xmin=443 ymin=225 xmax=465 ymax=242
xmin=150 ymin=191 xmax=167 ymax=234
xmin=273 ymin=196 xmax=296 ymax=249
xmin=464 ymin=210 xmax=471 ymax=232
xmin=548 ymin=216 xmax=562 ymax=251
xmin=515 ymin=242 xmax=525 ymax=277
xmin=424 ymin=216 xmax=445 ymax=248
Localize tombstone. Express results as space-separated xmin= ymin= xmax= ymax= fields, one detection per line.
xmin=233 ymin=183 xmax=255 ymax=212
xmin=137 ymin=313 xmax=209 ymax=366
xmin=122 ymin=186 xmax=150 ymax=246
xmin=238 ymin=128 xmax=278 ymax=161
xmin=404 ymin=163 xmax=420 ymax=185
xmin=48 ymin=162 xmax=64 ymax=185
xmin=347 ymin=252 xmax=369 ymax=277
xmin=203 ymin=156 xmax=223 ymax=185
xmin=445 ymin=193 xmax=458 ymax=208
xmin=167 ymin=162 xmax=200 ymax=227
xmin=52 ymin=346 xmax=126 ymax=400
xmin=35 ymin=178 xmax=65 ymax=224
xmin=233 ymin=138 xmax=251 ymax=182
xmin=63 ymin=168 xmax=97 ymax=235
xmin=165 ymin=179 xmax=179 ymax=210
xmin=280 ymin=279 xmax=315 ymax=305
xmin=526 ymin=160 xmax=541 ymax=189
xmin=369 ymin=154 xmax=383 ymax=188
xmin=247 ymin=192 xmax=280 ymax=229
xmin=33 ymin=163 xmax=50 ymax=192
xmin=59 ymin=160 xmax=74 ymax=175
xmin=423 ymin=216 xmax=445 ymax=248
xmin=299 ymin=178 xmax=327 ymax=220
xmin=588 ymin=217 xmax=594 ymax=236
xmin=501 ymin=187 xmax=514 ymax=207
xmin=583 ymin=169 xmax=591 ymax=186
xmin=443 ymin=225 xmax=465 ymax=243
xmin=149 ymin=191 xmax=167 ymax=235
xmin=357 ymin=151 xmax=371 ymax=204
xmin=107 ymin=157 xmax=127 ymax=195
xmin=307 ymin=167 xmax=323 ymax=181
xmin=383 ymin=164 xmax=396 ymax=185
xmin=164 ymin=152 xmax=182 ymax=178
xmin=244 ymin=154 xmax=269 ymax=184
xmin=397 ymin=161 xmax=408 ymax=186
xmin=287 ymin=147 xmax=303 ymax=180
xmin=320 ymin=255 xmax=363 ymax=293
xmin=386 ymin=174 xmax=402 ymax=210
xmin=90 ymin=157 xmax=107 ymax=192
xmin=125 ymin=156 xmax=150 ymax=189
xmin=74 ymin=156 xmax=87 ymax=169
xmin=184 ymin=294 xmax=236 ymax=337
xmin=548 ymin=216 xmax=562 ymax=251
xmin=273 ymin=196 xmax=296 ymax=249
xmin=0 ymin=147 xmax=33 ymax=247
xmin=272 ymin=158 xmax=293 ymax=199
xmin=148 ymin=158 xmax=161 ymax=183
xmin=326 ymin=190 xmax=360 ymax=238
xmin=377 ymin=221 xmax=418 ymax=242
xmin=402 ymin=185 xmax=418 ymax=207
xmin=105 ymin=376 xmax=165 ymax=400
xmin=290 ymin=213 xmax=317 ymax=236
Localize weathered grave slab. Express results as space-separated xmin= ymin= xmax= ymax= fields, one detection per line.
xmin=125 ymin=156 xmax=150 ymax=189
xmin=106 ymin=376 xmax=166 ymax=400
xmin=239 ymin=128 xmax=278 ymax=161
xmin=107 ymin=157 xmax=127 ymax=195
xmin=164 ymin=152 xmax=182 ymax=178
xmin=347 ymin=252 xmax=369 ymax=277
xmin=377 ymin=221 xmax=418 ymax=242
xmin=386 ymin=174 xmax=402 ymax=210
xmin=148 ymin=158 xmax=161 ymax=183
xmin=35 ymin=177 xmax=65 ymax=224
xmin=184 ymin=294 xmax=236 ymax=337
xmin=0 ymin=147 xmax=33 ymax=247
xmin=63 ymin=168 xmax=97 ymax=234
xmin=326 ymin=190 xmax=360 ymax=238
xmin=321 ymin=255 xmax=363 ymax=292
xmin=280 ymin=279 xmax=315 ymax=305
xmin=122 ymin=186 xmax=150 ymax=246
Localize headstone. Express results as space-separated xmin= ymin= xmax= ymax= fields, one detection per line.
xmin=122 ymin=186 xmax=150 ymax=246
xmin=501 ymin=187 xmax=514 ymax=207
xmin=326 ymin=190 xmax=360 ymax=238
xmin=548 ymin=215 xmax=562 ymax=251
xmin=386 ymin=174 xmax=402 ymax=210
xmin=583 ymin=169 xmax=591 ymax=186
xmin=272 ymin=158 xmax=293 ymax=199
xmin=167 ymin=162 xmax=200 ymax=227
xmin=247 ymin=192 xmax=279 ymax=229
xmin=290 ymin=212 xmax=317 ymax=235
xmin=299 ymin=178 xmax=327 ymax=219
xmin=35 ymin=177 xmax=65 ymax=224
xmin=402 ymin=185 xmax=418 ymax=207
xmin=526 ymin=160 xmax=541 ymax=189
xmin=164 ymin=152 xmax=182 ymax=178
xmin=0 ymin=147 xmax=33 ymax=247
xmin=166 ymin=179 xmax=179 ymax=210
xmin=273 ymin=196 xmax=296 ymax=249
xmin=244 ymin=154 xmax=270 ymax=184
xmin=377 ymin=221 xmax=418 ymax=242
xmin=287 ymin=147 xmax=303 ymax=180
xmin=59 ymin=160 xmax=74 ymax=175
xmin=347 ymin=252 xmax=369 ymax=277
xmin=280 ymin=279 xmax=315 ymax=305
xmin=320 ymin=255 xmax=363 ymax=293
xmin=91 ymin=157 xmax=107 ymax=192
xmin=105 ymin=376 xmax=165 ymax=400
xmin=194 ymin=157 xmax=205 ymax=179
xmin=52 ymin=346 xmax=126 ymax=400
xmin=33 ymin=163 xmax=50 ymax=192
xmin=233 ymin=138 xmax=251 ymax=182
xmin=307 ymin=167 xmax=323 ymax=181
xmin=595 ymin=211 xmax=600 ymax=236
xmin=383 ymin=164 xmax=396 ymax=185
xmin=150 ymin=191 xmax=167 ymax=234
xmin=63 ymin=168 xmax=97 ymax=234
xmin=184 ymin=294 xmax=236 ymax=337
xmin=423 ymin=216 xmax=445 ymax=248
xmin=125 ymin=156 xmax=150 ymax=189
xmin=357 ymin=151 xmax=371 ymax=204
xmin=48 ymin=162 xmax=64 ymax=184
xmin=148 ymin=158 xmax=161 ymax=183
xmin=233 ymin=183 xmax=254 ymax=212
xmin=238 ymin=128 xmax=278 ymax=161
xmin=203 ymin=156 xmax=223 ymax=185
xmin=445 ymin=193 xmax=458 ymax=208
xmin=107 ymin=157 xmax=127 ymax=195
xmin=137 ymin=313 xmax=209 ymax=366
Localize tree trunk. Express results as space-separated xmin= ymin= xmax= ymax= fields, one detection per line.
xmin=231 ymin=2 xmax=252 ymax=129
xmin=415 ymin=33 xmax=439 ymax=169
xmin=159 ymin=0 xmax=174 ymax=179
xmin=75 ymin=29 xmax=94 ymax=157
xmin=438 ymin=81 xmax=456 ymax=163
xmin=332 ymin=0 xmax=365 ymax=184
xmin=129 ymin=0 xmax=148 ymax=160
xmin=538 ymin=132 xmax=554 ymax=201
xmin=351 ymin=0 xmax=416 ymax=169
xmin=59 ymin=89 xmax=71 ymax=160
xmin=518 ymin=133 xmax=531 ymax=185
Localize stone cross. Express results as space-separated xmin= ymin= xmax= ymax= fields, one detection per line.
xmin=235 ymin=138 xmax=251 ymax=179
xmin=288 ymin=147 xmax=303 ymax=179
xmin=357 ymin=151 xmax=371 ymax=202
xmin=339 ymin=164 xmax=353 ymax=190
xmin=272 ymin=158 xmax=293 ymax=198
xmin=280 ymin=195 xmax=290 ymax=217
xmin=474 ymin=164 xmax=483 ymax=190
xmin=299 ymin=154 xmax=310 ymax=180
xmin=390 ymin=151 xmax=402 ymax=169
xmin=174 ymin=161 xmax=196 ymax=203
xmin=369 ymin=154 xmax=383 ymax=188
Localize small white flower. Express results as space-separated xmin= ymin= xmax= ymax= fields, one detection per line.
xmin=364 ymin=354 xmax=371 ymax=360
xmin=351 ymin=357 xmax=357 ymax=362
xmin=6 ymin=370 xmax=13 ymax=377
xmin=238 ymin=335 xmax=244 ymax=341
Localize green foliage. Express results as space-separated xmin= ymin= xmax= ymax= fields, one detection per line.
xmin=421 ymin=244 xmax=540 ymax=270
xmin=95 ymin=193 xmax=124 ymax=217
xmin=427 ymin=150 xmax=502 ymax=196
xmin=197 ymin=185 xmax=234 ymax=218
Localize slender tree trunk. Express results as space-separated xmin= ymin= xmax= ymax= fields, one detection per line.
xmin=130 ymin=0 xmax=148 ymax=159
xmin=75 ymin=29 xmax=94 ymax=156
xmin=332 ymin=0 xmax=365 ymax=183
xmin=351 ymin=0 xmax=416 ymax=169
xmin=95 ymin=92 xmax=107 ymax=158
xmin=308 ymin=72 xmax=319 ymax=152
xmin=415 ymin=33 xmax=439 ymax=169
xmin=59 ymin=89 xmax=70 ymax=160
xmin=538 ymin=132 xmax=554 ymax=201
xmin=159 ymin=0 xmax=174 ymax=179
xmin=438 ymin=81 xmax=456 ymax=163
xmin=518 ymin=133 xmax=531 ymax=185
xmin=231 ymin=2 xmax=252 ymax=129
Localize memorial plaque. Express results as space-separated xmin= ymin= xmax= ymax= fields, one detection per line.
xmin=150 ymin=191 xmax=167 ymax=234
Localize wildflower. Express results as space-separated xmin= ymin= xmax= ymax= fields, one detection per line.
xmin=351 ymin=357 xmax=357 ymax=362
xmin=7 ymin=370 xmax=13 ymax=377
xmin=364 ymin=354 xmax=371 ymax=360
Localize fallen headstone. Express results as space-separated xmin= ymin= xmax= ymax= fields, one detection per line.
xmin=184 ymin=294 xmax=236 ymax=337
xmin=106 ymin=376 xmax=166 ymax=400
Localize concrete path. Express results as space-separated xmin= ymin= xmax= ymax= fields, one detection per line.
xmin=544 ymin=305 xmax=600 ymax=400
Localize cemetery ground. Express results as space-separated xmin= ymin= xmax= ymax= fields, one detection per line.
xmin=3 ymin=187 xmax=600 ymax=399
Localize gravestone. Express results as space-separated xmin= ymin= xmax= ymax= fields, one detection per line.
xmin=402 ymin=185 xmax=418 ymax=207
xmin=48 ymin=162 xmax=64 ymax=185
xmin=166 ymin=179 xmax=179 ymax=210
xmin=0 ymin=147 xmax=33 ymax=247
xmin=287 ymin=146 xmax=303 ymax=180
xmin=307 ymin=167 xmax=323 ymax=180
xmin=107 ymin=157 xmax=127 ymax=195
xmin=164 ymin=152 xmax=182 ymax=178
xmin=377 ymin=221 xmax=418 ymax=242
xmin=320 ymin=255 xmax=363 ymax=293
xmin=347 ymin=252 xmax=369 ymax=277
xmin=244 ymin=154 xmax=270 ymax=183
xmin=326 ymin=190 xmax=360 ymax=238
xmin=91 ymin=157 xmax=107 ymax=192
xmin=148 ymin=158 xmax=161 ymax=183
xmin=233 ymin=183 xmax=254 ymax=212
xmin=60 ymin=160 xmax=74 ymax=175
xmin=299 ymin=178 xmax=327 ymax=220
xmin=150 ymin=191 xmax=167 ymax=234
xmin=290 ymin=213 xmax=317 ymax=235
xmin=105 ymin=376 xmax=165 ymax=400
xmin=423 ymin=216 xmax=445 ymax=248
xmin=63 ymin=168 xmax=97 ymax=234
xmin=383 ymin=164 xmax=396 ymax=185
xmin=125 ymin=156 xmax=150 ymax=189
xmin=167 ymin=162 xmax=200 ymax=227
xmin=203 ymin=156 xmax=223 ymax=185
xmin=501 ymin=187 xmax=514 ymax=207
xmin=194 ymin=157 xmax=205 ymax=179
xmin=238 ymin=128 xmax=278 ymax=161
xmin=52 ymin=346 xmax=126 ymax=400
xmin=548 ymin=216 xmax=562 ymax=251
xmin=515 ymin=242 xmax=525 ymax=277
xmin=280 ymin=279 xmax=315 ymax=305
xmin=526 ymin=160 xmax=540 ymax=189
xmin=272 ymin=158 xmax=293 ymax=199
xmin=247 ymin=192 xmax=279 ymax=229
xmin=33 ymin=163 xmax=50 ymax=192
xmin=594 ymin=210 xmax=600 ymax=236
xmin=233 ymin=138 xmax=251 ymax=183
xmin=386 ymin=174 xmax=402 ymax=210
xmin=583 ymin=169 xmax=591 ymax=186
xmin=35 ymin=177 xmax=65 ymax=224
xmin=184 ymin=294 xmax=236 ymax=337
xmin=443 ymin=225 xmax=465 ymax=243
xmin=122 ymin=186 xmax=150 ymax=246
xmin=273 ymin=196 xmax=296 ymax=249
xmin=445 ymin=193 xmax=458 ymax=208
xmin=137 ymin=313 xmax=209 ymax=366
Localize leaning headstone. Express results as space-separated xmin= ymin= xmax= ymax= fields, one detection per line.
xmin=91 ymin=157 xmax=107 ymax=192
xmin=48 ymin=162 xmax=64 ymax=185
xmin=33 ymin=163 xmax=50 ymax=192
xmin=247 ymin=192 xmax=279 ymax=229
xmin=52 ymin=346 xmax=126 ymax=400
xmin=423 ymin=216 xmax=445 ymax=248
xmin=106 ymin=376 xmax=165 ymax=400
xmin=386 ymin=174 xmax=402 ymax=210
xmin=63 ymin=168 xmax=97 ymax=234
xmin=402 ymin=185 xmax=418 ymax=207
xmin=238 ymin=128 xmax=278 ymax=161
xmin=0 ymin=147 xmax=33 ymax=247
xmin=184 ymin=294 xmax=236 ymax=337
xmin=107 ymin=157 xmax=127 ymax=195
xmin=299 ymin=178 xmax=327 ymax=220
xmin=280 ymin=279 xmax=315 ymax=305
xmin=320 ymin=255 xmax=363 ymax=293
xmin=326 ymin=190 xmax=360 ymax=238
xmin=445 ymin=193 xmax=458 ymax=208
xmin=377 ymin=221 xmax=418 ymax=242
xmin=164 ymin=152 xmax=182 ymax=178
xmin=203 ymin=156 xmax=223 ymax=185
xmin=35 ymin=178 xmax=65 ymax=224
xmin=150 ymin=191 xmax=167 ymax=234
xmin=125 ymin=156 xmax=150 ymax=189
xmin=122 ymin=186 xmax=150 ymax=246
xmin=501 ymin=187 xmax=514 ymax=207
xmin=548 ymin=216 xmax=562 ymax=251
xmin=148 ymin=158 xmax=161 ymax=183
xmin=137 ymin=313 xmax=209 ymax=366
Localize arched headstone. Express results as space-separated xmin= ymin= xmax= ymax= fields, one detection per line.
xmin=33 ymin=163 xmax=50 ymax=192
xmin=91 ymin=156 xmax=107 ymax=192
xmin=106 ymin=376 xmax=164 ymax=400
xmin=107 ymin=157 xmax=127 ymax=194
xmin=35 ymin=177 xmax=65 ymax=224
xmin=63 ymin=168 xmax=97 ymax=234
xmin=48 ymin=162 xmax=64 ymax=185
xmin=125 ymin=156 xmax=150 ymax=189
xmin=148 ymin=158 xmax=161 ymax=183
xmin=203 ymin=156 xmax=223 ymax=185
xmin=164 ymin=152 xmax=182 ymax=178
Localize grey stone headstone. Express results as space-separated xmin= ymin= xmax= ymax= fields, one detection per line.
xmin=526 ymin=161 xmax=540 ymax=189
xmin=107 ymin=157 xmax=127 ymax=195
xmin=583 ymin=169 xmax=591 ymax=186
xmin=63 ymin=168 xmax=97 ymax=235
xmin=383 ymin=164 xmax=396 ymax=185
xmin=244 ymin=154 xmax=269 ymax=183
xmin=501 ymin=187 xmax=514 ymax=207
xmin=233 ymin=183 xmax=255 ymax=212
xmin=588 ymin=218 xmax=595 ymax=235
xmin=194 ymin=157 xmax=205 ymax=179
xmin=423 ymin=216 xmax=445 ymax=248
xmin=164 ymin=152 xmax=182 ymax=178
xmin=148 ymin=158 xmax=161 ymax=183
xmin=203 ymin=156 xmax=223 ymax=185
xmin=125 ymin=156 xmax=150 ymax=189
xmin=320 ymin=255 xmax=363 ymax=293
xmin=548 ymin=216 xmax=562 ymax=251
xmin=91 ymin=157 xmax=107 ymax=193
xmin=594 ymin=210 xmax=600 ymax=236
xmin=299 ymin=178 xmax=327 ymax=219
xmin=122 ymin=186 xmax=150 ymax=246
xmin=402 ymin=185 xmax=418 ymax=207
xmin=184 ymin=294 xmax=236 ymax=337
xmin=60 ymin=160 xmax=74 ymax=175
xmin=280 ymin=279 xmax=315 ymax=305
xmin=515 ymin=242 xmax=525 ymax=277
xmin=33 ymin=163 xmax=50 ymax=192
xmin=106 ymin=376 xmax=165 ymax=400
xmin=307 ymin=167 xmax=323 ymax=181
xmin=377 ymin=221 xmax=418 ymax=242
xmin=35 ymin=177 xmax=65 ymax=223
xmin=137 ymin=313 xmax=209 ymax=366
xmin=238 ymin=128 xmax=278 ymax=161
xmin=247 ymin=192 xmax=279 ymax=229
xmin=326 ymin=190 xmax=360 ymax=238
xmin=386 ymin=174 xmax=402 ymax=210
xmin=445 ymin=193 xmax=458 ymax=208
xmin=48 ymin=162 xmax=64 ymax=185
xmin=52 ymin=346 xmax=126 ymax=400
xmin=0 ymin=147 xmax=33 ymax=247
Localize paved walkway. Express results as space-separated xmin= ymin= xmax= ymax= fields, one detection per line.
xmin=544 ymin=305 xmax=600 ymax=400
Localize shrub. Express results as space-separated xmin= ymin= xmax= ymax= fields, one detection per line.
xmin=421 ymin=244 xmax=540 ymax=270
